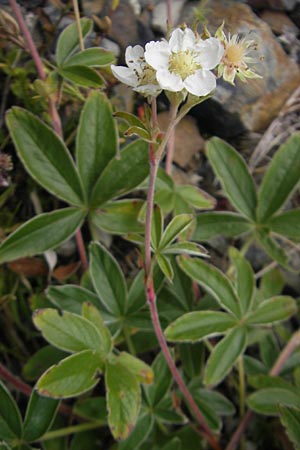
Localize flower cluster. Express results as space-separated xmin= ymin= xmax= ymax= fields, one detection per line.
xmin=111 ymin=25 xmax=261 ymax=98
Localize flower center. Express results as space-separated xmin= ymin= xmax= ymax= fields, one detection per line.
xmin=224 ymin=43 xmax=246 ymax=68
xmin=169 ymin=50 xmax=200 ymax=80
xmin=135 ymin=60 xmax=157 ymax=86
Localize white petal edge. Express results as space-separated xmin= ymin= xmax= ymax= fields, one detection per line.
xmin=196 ymin=38 xmax=224 ymax=70
xmin=144 ymin=41 xmax=170 ymax=70
xmin=184 ymin=70 xmax=216 ymax=97
xmin=169 ymin=28 xmax=195 ymax=52
xmin=156 ymin=69 xmax=184 ymax=92
xmin=111 ymin=65 xmax=138 ymax=87
xmin=125 ymin=45 xmax=144 ymax=68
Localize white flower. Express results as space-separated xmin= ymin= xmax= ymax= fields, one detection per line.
xmin=111 ymin=45 xmax=161 ymax=97
xmin=215 ymin=24 xmax=262 ymax=84
xmin=144 ymin=27 xmax=224 ymax=97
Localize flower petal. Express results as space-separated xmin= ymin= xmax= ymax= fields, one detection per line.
xmin=197 ymin=37 xmax=224 ymax=70
xmin=125 ymin=45 xmax=145 ymax=69
xmin=145 ymin=41 xmax=170 ymax=70
xmin=169 ymin=27 xmax=195 ymax=52
xmin=111 ymin=65 xmax=138 ymax=87
xmin=184 ymin=70 xmax=216 ymax=96
xmin=156 ymin=69 xmax=184 ymax=92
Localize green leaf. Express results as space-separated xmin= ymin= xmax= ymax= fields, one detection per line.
xmin=245 ymin=296 xmax=297 ymax=325
xmin=165 ymin=311 xmax=237 ymax=342
xmin=91 ymin=199 xmax=144 ymax=234
xmin=206 ymin=137 xmax=257 ymax=220
xmin=23 ymin=390 xmax=59 ymax=442
xmin=154 ymin=399 xmax=187 ymax=425
xmin=114 ymin=111 xmax=147 ymax=130
xmin=124 ymin=126 xmax=151 ymax=141
xmin=278 ymin=405 xmax=300 ymax=449
xmin=22 ymin=346 xmax=67 ymax=382
xmin=63 ymin=48 xmax=115 ymax=67
xmin=159 ymin=215 xmax=193 ymax=249
xmin=81 ymin=303 xmax=112 ymax=357
xmin=59 ymin=66 xmax=104 ymax=87
xmin=89 ymin=242 xmax=127 ymax=315
xmin=176 ymin=185 xmax=216 ymax=210
xmin=37 ymin=350 xmax=101 ymax=399
xmin=145 ymin=352 xmax=172 ymax=407
xmin=178 ymin=256 xmax=241 ymax=318
xmin=161 ymin=438 xmax=182 ymax=450
xmin=118 ymin=413 xmax=154 ymax=450
xmin=163 ymin=241 xmax=208 ymax=257
xmin=33 ymin=308 xmax=108 ymax=356
xmin=193 ymin=212 xmax=252 ymax=241
xmin=247 ymin=388 xmax=300 ymax=415
xmin=257 ymin=133 xmax=300 ymax=222
xmin=156 ymin=253 xmax=174 ymax=281
xmin=204 ymin=326 xmax=247 ymax=386
xmin=256 ymin=229 xmax=289 ymax=268
xmin=0 ymin=208 xmax=85 ymax=264
xmin=268 ymin=209 xmax=300 ymax=240
xmin=105 ymin=359 xmax=140 ymax=440
xmin=116 ymin=352 xmax=153 ymax=384
xmin=76 ymin=92 xmax=117 ymax=200
xmin=6 ymin=108 xmax=84 ymax=206
xmin=0 ymin=381 xmax=22 ymax=440
xmin=195 ymin=389 xmax=236 ymax=416
xmin=229 ymin=247 xmax=255 ymax=315
xmin=90 ymin=140 xmax=149 ymax=207
xmin=56 ymin=18 xmax=93 ymax=66
xmin=47 ymin=285 xmax=101 ymax=315
xmin=151 ymin=205 xmax=164 ymax=250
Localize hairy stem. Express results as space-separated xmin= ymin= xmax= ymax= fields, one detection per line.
xmin=0 ymin=363 xmax=75 ymax=418
xmin=146 ymin=280 xmax=221 ymax=450
xmin=73 ymin=0 xmax=84 ymax=51
xmin=226 ymin=329 xmax=300 ymax=450
xmin=143 ymin=99 xmax=220 ymax=450
xmin=9 ymin=0 xmax=88 ymax=270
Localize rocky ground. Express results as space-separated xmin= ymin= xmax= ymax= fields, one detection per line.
xmin=1 ymin=0 xmax=300 ymax=291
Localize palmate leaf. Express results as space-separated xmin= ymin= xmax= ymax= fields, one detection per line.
xmin=206 ymin=137 xmax=257 ymax=220
xmin=268 ymin=209 xmax=300 ymax=240
xmin=0 ymin=381 xmax=22 ymax=441
xmin=229 ymin=247 xmax=255 ymax=315
xmin=193 ymin=212 xmax=252 ymax=241
xmin=245 ymin=296 xmax=297 ymax=325
xmin=178 ymin=256 xmax=241 ymax=318
xmin=247 ymin=388 xmax=300 ymax=415
xmin=89 ymin=242 xmax=127 ymax=315
xmin=204 ymin=326 xmax=247 ymax=386
xmin=63 ymin=47 xmax=115 ymax=67
xmin=91 ymin=199 xmax=144 ymax=234
xmin=278 ymin=405 xmax=300 ymax=450
xmin=58 ymin=65 xmax=105 ymax=88
xmin=257 ymin=133 xmax=300 ymax=223
xmin=0 ymin=208 xmax=85 ymax=264
xmin=23 ymin=390 xmax=59 ymax=442
xmin=76 ymin=92 xmax=117 ymax=200
xmin=159 ymin=214 xmax=194 ymax=249
xmin=105 ymin=359 xmax=140 ymax=440
xmin=6 ymin=108 xmax=84 ymax=206
xmin=165 ymin=311 xmax=237 ymax=342
xmin=33 ymin=308 xmax=110 ymax=357
xmin=37 ymin=350 xmax=102 ymax=399
xmin=56 ymin=18 xmax=93 ymax=66
xmin=90 ymin=140 xmax=149 ymax=207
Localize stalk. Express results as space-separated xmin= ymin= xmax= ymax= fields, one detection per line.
xmin=9 ymin=0 xmax=88 ymax=270
xmin=143 ymin=98 xmax=220 ymax=450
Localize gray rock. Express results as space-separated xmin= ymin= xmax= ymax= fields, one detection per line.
xmin=186 ymin=1 xmax=300 ymax=138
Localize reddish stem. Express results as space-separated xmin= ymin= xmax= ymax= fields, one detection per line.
xmin=0 ymin=363 xmax=74 ymax=417
xmin=146 ymin=280 xmax=221 ymax=450
xmin=9 ymin=0 xmax=88 ymax=269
